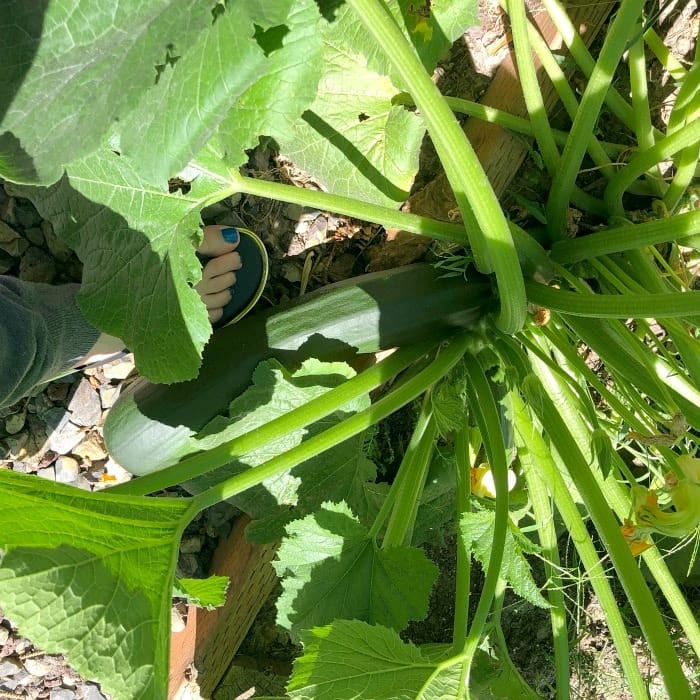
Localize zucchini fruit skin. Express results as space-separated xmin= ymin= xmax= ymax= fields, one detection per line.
xmin=104 ymin=264 xmax=494 ymax=475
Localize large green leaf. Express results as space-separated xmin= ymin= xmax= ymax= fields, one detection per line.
xmin=276 ymin=0 xmax=479 ymax=207
xmin=287 ymin=620 xmax=437 ymax=699
xmin=274 ymin=501 xmax=437 ymax=639
xmin=0 ymin=469 xmax=192 ymax=700
xmin=216 ymin=0 xmax=325 ymax=167
xmin=288 ymin=620 xmax=539 ymax=700
xmin=122 ymin=0 xmax=324 ymax=183
xmin=0 ymin=0 xmax=213 ymax=184
xmin=13 ymin=151 xmax=229 ymax=382
xmin=187 ymin=360 xmax=377 ymax=539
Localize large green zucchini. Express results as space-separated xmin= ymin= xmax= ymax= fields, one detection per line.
xmin=104 ymin=264 xmax=494 ymax=475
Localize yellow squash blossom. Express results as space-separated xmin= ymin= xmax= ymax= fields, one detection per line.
xmin=471 ymin=463 xmax=517 ymax=499
xmin=621 ymin=456 xmax=700 ymax=555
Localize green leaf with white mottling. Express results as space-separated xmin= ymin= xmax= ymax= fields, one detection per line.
xmin=0 ymin=0 xmax=213 ymax=184
xmin=121 ymin=0 xmax=323 ymax=183
xmin=274 ymin=502 xmax=437 ymax=640
xmin=217 ymin=0 xmax=324 ymax=165
xmin=0 ymin=469 xmax=192 ymax=700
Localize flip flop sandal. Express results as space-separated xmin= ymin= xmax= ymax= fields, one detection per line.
xmin=210 ymin=226 xmax=268 ymax=328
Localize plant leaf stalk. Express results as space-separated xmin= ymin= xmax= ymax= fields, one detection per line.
xmin=539 ymin=0 xmax=655 ymax=137
xmin=109 ymin=341 xmax=436 ymax=496
xmin=517 ymin=446 xmax=570 ymax=700
xmin=550 ymin=209 xmax=700 ymax=263
xmin=510 ymin=388 xmax=648 ymax=697
xmin=546 ymin=0 xmax=647 ymax=238
xmin=506 ymin=0 xmax=560 ymax=177
xmin=628 ymin=22 xmax=665 ymax=197
xmin=346 ymin=0 xmax=526 ymax=334
xmin=189 ymin=334 xmax=472 ymax=514
xmin=525 ymin=281 xmax=700 ymax=319
xmin=381 ymin=396 xmax=437 ymax=548
xmin=452 ymin=425 xmax=473 ymax=654
xmin=605 ymin=118 xmax=700 ymax=216
xmin=456 ymin=360 xmax=511 ymax=686
xmin=522 ymin=375 xmax=692 ymax=698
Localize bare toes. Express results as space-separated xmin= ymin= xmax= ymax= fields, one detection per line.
xmin=197 ymin=226 xmax=240 ymax=257
xmin=201 ymin=289 xmax=233 ymax=310
xmin=201 ymin=252 xmax=241 ymax=279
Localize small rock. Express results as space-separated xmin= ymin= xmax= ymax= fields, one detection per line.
xmin=50 ymin=689 xmax=77 ymax=700
xmin=14 ymin=199 xmax=42 ymax=228
xmin=180 ymin=536 xmax=202 ymax=554
xmin=0 ymin=626 xmax=9 ymax=645
xmin=72 ymin=435 xmax=107 ymax=462
xmin=6 ymin=432 xmax=28 ymax=458
xmin=0 ymin=657 xmax=23 ymax=676
xmin=24 ymin=227 xmax=45 ymax=246
xmin=46 ymin=382 xmax=71 ymax=403
xmin=5 ymin=410 xmax=26 ymax=434
xmin=48 ymin=421 xmax=84 ymax=455
xmin=36 ymin=466 xmax=56 ymax=481
xmin=67 ymin=379 xmax=102 ymax=427
xmin=19 ymin=245 xmax=56 ymax=283
xmin=80 ymin=684 xmax=108 ymax=700
xmin=0 ymin=220 xmax=28 ymax=257
xmin=177 ymin=553 xmax=200 ymax=578
xmin=283 ymin=203 xmax=305 ymax=221
xmin=102 ymin=355 xmax=136 ymax=381
xmin=23 ymin=657 xmax=52 ymax=677
xmin=98 ymin=385 xmax=120 ymax=410
xmin=55 ymin=456 xmax=80 ymax=484
xmin=43 ymin=406 xmax=71 ymax=433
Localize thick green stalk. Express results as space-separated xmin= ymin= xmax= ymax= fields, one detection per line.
xmin=382 ymin=399 xmax=437 ymax=547
xmin=228 ymin=169 xmax=468 ymax=244
xmin=546 ymin=0 xmax=647 ymax=238
xmin=522 ymin=375 xmax=692 ymax=698
xmin=190 ymin=334 xmax=471 ymax=513
xmin=550 ymin=210 xmax=700 ymax=263
xmin=109 ymin=342 xmax=435 ymax=496
xmin=644 ymin=27 xmax=687 ymax=81
xmin=452 ymin=426 xmax=473 ymax=654
xmin=539 ymin=0 xmax=654 ymax=136
xmin=629 ymin=28 xmax=665 ymax=197
xmin=506 ymin=0 xmax=560 ymax=177
xmin=395 ymin=94 xmax=626 ymax=157
xmin=525 ymin=282 xmax=700 ymax=319
xmin=517 ymin=436 xmax=569 ymax=700
xmin=521 ymin=16 xmax=616 ymax=180
xmin=458 ymin=360 xmax=511 ymax=684
xmin=346 ymin=0 xmax=526 ymax=334
xmin=605 ymin=118 xmax=700 ymax=216
xmin=511 ymin=389 xmax=648 ymax=697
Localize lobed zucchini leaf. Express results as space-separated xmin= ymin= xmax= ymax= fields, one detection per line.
xmin=0 ymin=0 xmax=214 ymax=184
xmin=10 ymin=153 xmax=229 ymax=382
xmin=288 ymin=620 xmax=539 ymax=699
xmin=0 ymin=469 xmax=193 ymax=700
xmin=187 ymin=359 xmax=378 ymax=540
xmin=460 ymin=509 xmax=550 ymax=609
xmin=274 ymin=501 xmax=438 ymax=640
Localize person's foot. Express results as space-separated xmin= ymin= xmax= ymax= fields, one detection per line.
xmin=196 ymin=225 xmax=243 ymax=325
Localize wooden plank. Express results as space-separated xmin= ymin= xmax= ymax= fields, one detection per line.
xmin=407 ymin=0 xmax=616 ymax=220
xmin=168 ymin=515 xmax=279 ymax=699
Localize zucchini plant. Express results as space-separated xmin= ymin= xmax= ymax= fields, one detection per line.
xmin=1 ymin=0 xmax=699 ymax=698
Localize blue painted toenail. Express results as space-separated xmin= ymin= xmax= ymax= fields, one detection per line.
xmin=222 ymin=227 xmax=239 ymax=244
